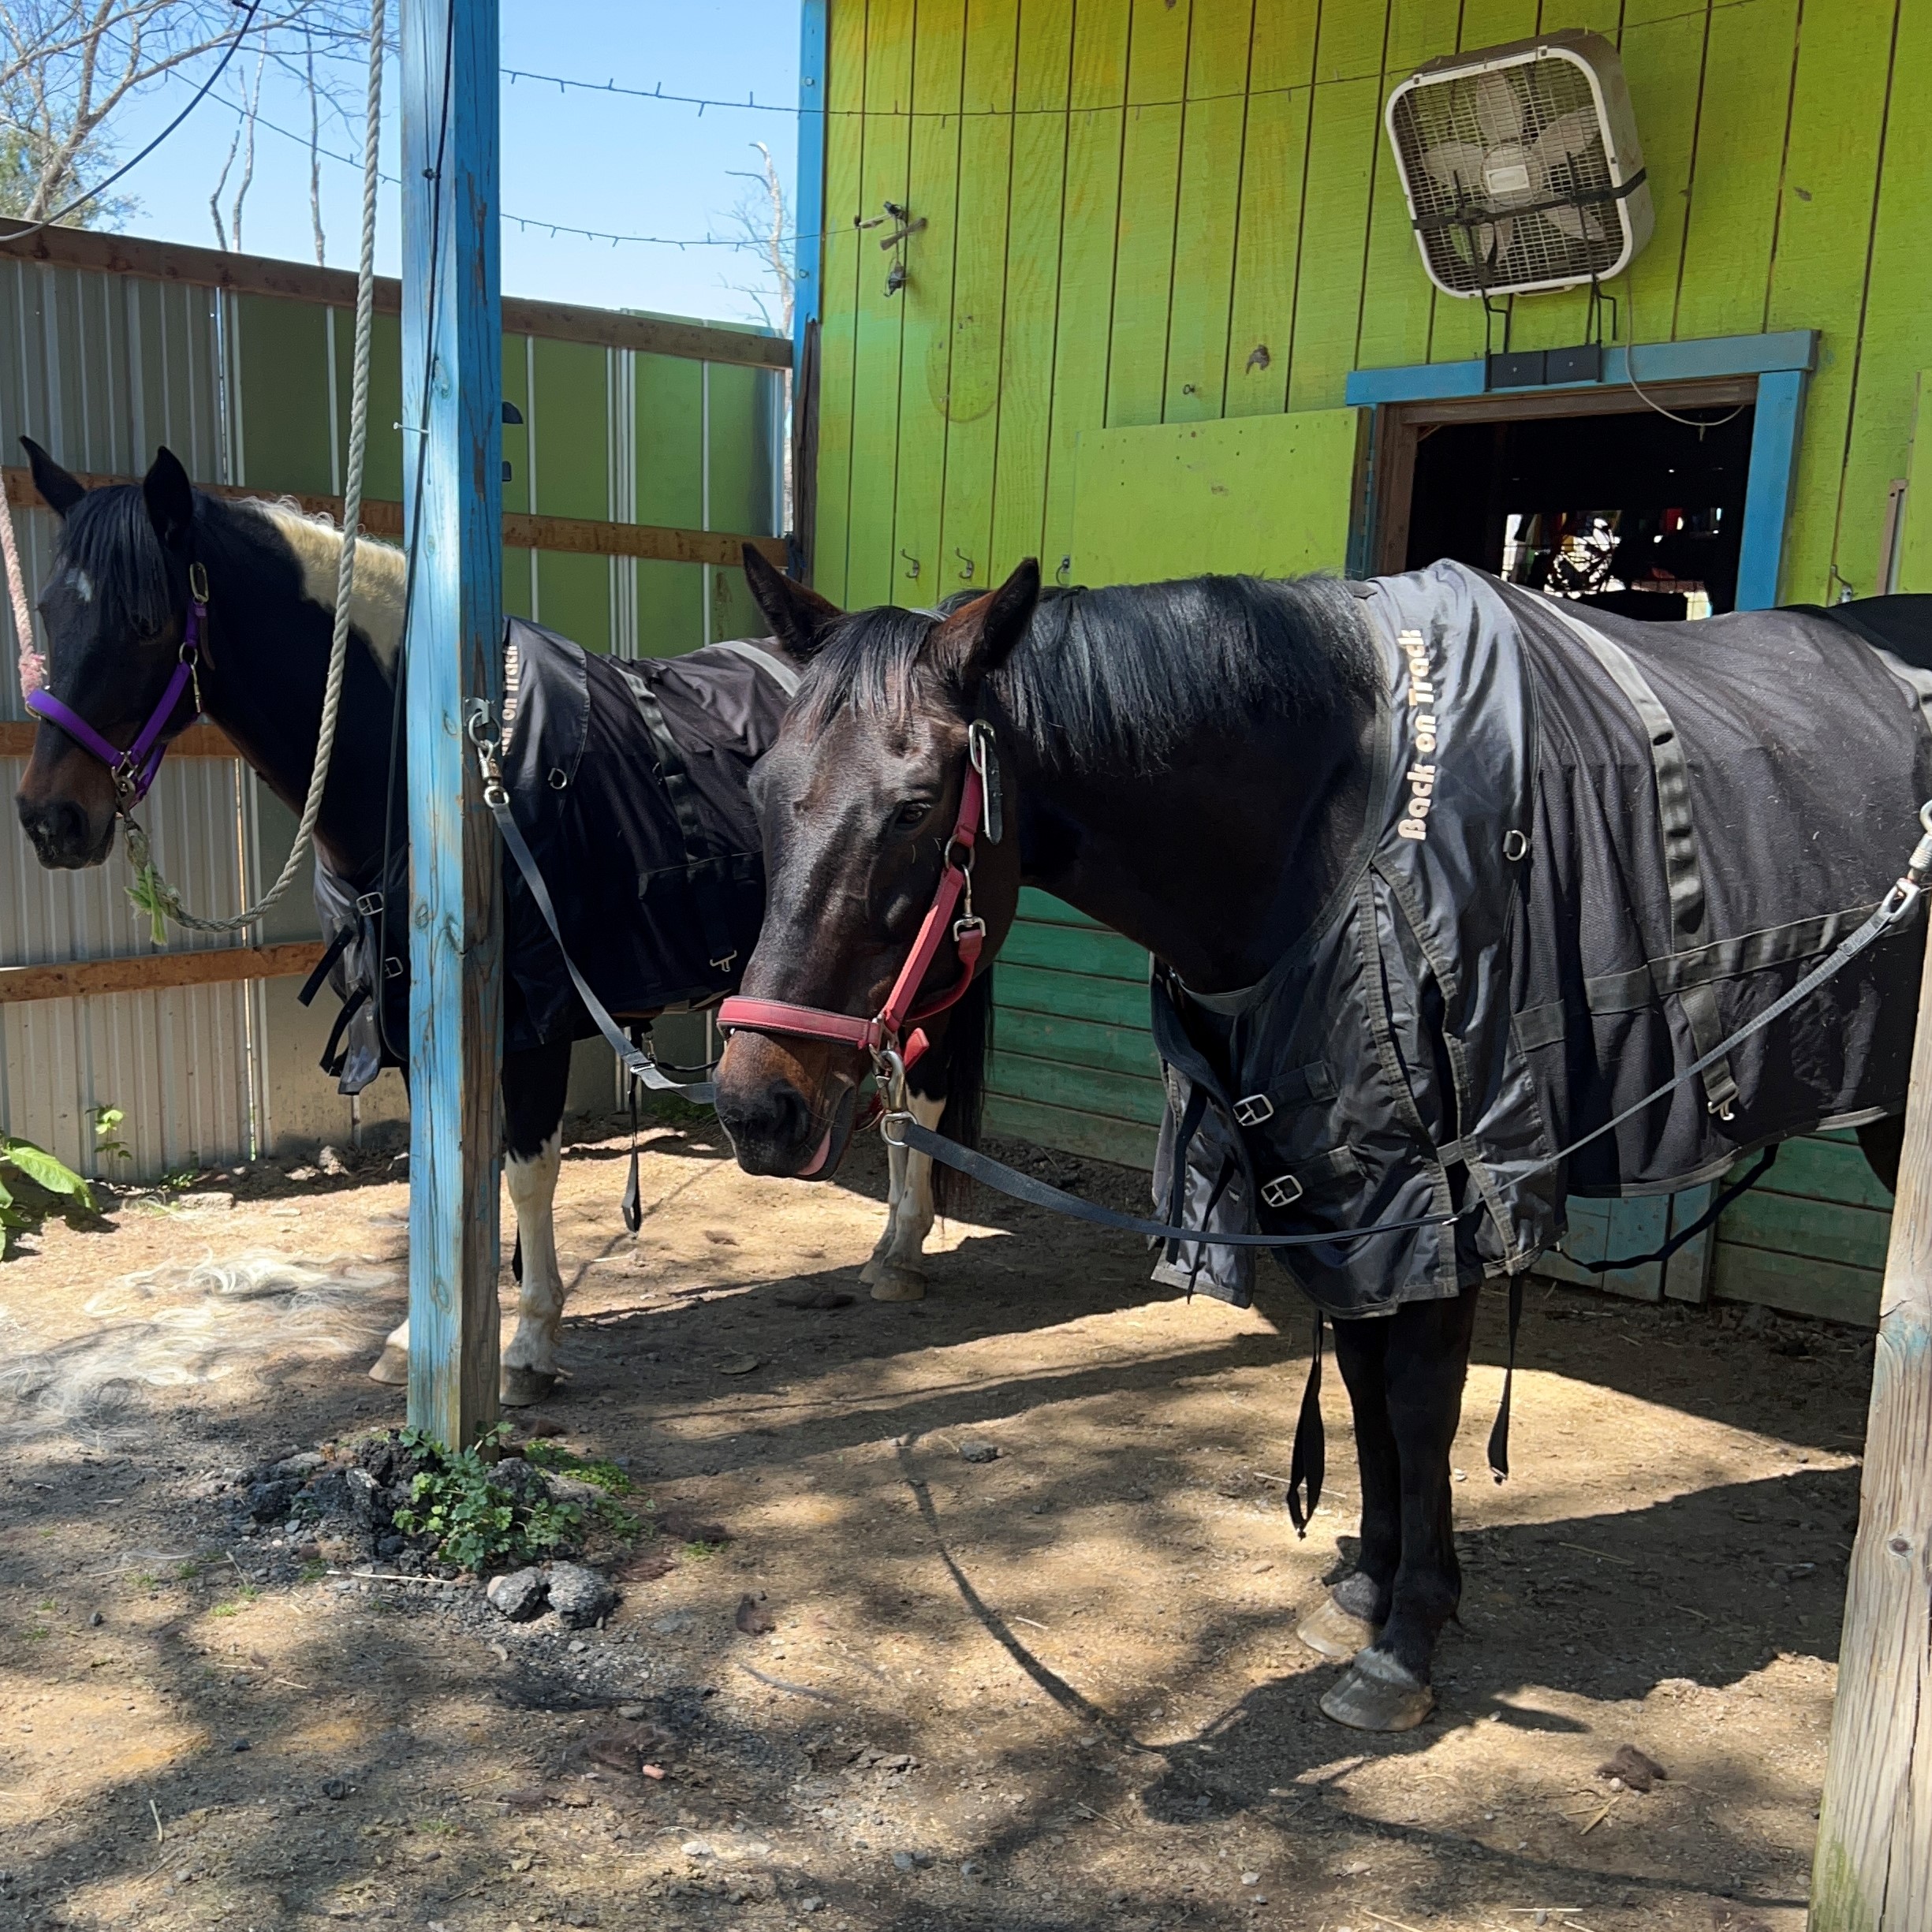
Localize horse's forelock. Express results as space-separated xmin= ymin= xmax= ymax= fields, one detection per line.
xmin=58 ymin=485 xmax=175 ymax=636
xmin=789 ymin=602 xmax=940 ymax=737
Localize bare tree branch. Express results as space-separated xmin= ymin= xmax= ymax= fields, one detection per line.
xmin=0 ymin=0 xmax=370 ymax=228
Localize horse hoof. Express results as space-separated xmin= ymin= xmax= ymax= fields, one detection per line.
xmin=1319 ymin=1649 xmax=1435 ymax=1732
xmin=500 ymin=1366 xmax=558 ymax=1408
xmin=868 ymin=1266 xmax=927 ymax=1303
xmin=367 ymin=1342 xmax=409 ymax=1386
xmin=1296 ymin=1595 xmax=1382 ymax=1661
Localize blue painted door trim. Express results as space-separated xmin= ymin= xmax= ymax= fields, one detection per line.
xmin=1345 ymin=329 xmax=1818 ymax=610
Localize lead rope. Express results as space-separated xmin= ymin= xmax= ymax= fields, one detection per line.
xmin=0 ymin=484 xmax=43 ymax=700
xmin=124 ymin=0 xmax=385 ymax=933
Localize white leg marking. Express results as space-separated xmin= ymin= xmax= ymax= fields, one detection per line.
xmin=368 ymin=1314 xmax=411 ymax=1384
xmin=863 ymin=1094 xmax=946 ymax=1292
xmin=502 ymin=1130 xmax=565 ymax=1376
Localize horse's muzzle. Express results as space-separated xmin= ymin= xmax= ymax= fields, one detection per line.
xmin=15 ymin=791 xmax=114 ymax=869
xmin=716 ymin=1063 xmax=860 ymax=1181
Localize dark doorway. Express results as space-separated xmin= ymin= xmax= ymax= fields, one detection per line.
xmin=1401 ymin=400 xmax=1755 ymax=618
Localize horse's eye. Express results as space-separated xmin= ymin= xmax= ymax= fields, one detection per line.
xmin=894 ymin=800 xmax=931 ymax=830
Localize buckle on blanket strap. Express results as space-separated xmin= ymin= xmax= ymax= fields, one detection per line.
xmin=1260 ymin=1172 xmax=1305 ymax=1209
xmin=1233 ymin=1092 xmax=1274 ymax=1126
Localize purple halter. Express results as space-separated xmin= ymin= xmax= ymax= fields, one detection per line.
xmin=25 ymin=563 xmax=207 ymax=807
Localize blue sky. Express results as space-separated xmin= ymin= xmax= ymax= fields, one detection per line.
xmin=101 ymin=1 xmax=802 ymax=325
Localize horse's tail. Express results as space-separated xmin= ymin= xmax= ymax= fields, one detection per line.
xmin=929 ymin=966 xmax=993 ymax=1217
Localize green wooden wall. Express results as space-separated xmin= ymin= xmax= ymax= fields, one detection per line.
xmin=227 ymin=297 xmax=784 ymax=656
xmin=813 ymin=0 xmax=1932 ymax=1324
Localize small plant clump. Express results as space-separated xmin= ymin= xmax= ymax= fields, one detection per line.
xmin=391 ymin=1426 xmax=585 ymax=1573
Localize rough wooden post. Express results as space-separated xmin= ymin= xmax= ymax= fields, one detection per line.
xmin=401 ymin=0 xmax=503 ymax=1449
xmin=1810 ymin=913 xmax=1932 ymax=1930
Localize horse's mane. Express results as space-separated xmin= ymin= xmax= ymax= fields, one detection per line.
xmin=791 ymin=573 xmax=1375 ymax=774
xmin=54 ymin=483 xmax=406 ymax=667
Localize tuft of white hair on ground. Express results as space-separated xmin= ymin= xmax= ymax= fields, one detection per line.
xmin=0 ymin=1250 xmax=397 ymax=1445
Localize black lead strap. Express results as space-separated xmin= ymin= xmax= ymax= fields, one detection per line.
xmin=1486 ymin=1273 xmax=1525 ymax=1483
xmin=1285 ymin=1312 xmax=1326 ymax=1535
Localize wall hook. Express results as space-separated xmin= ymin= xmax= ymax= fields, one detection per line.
xmin=901 ymin=550 xmax=921 ymax=581
xmin=1056 ymin=555 xmax=1072 ymax=586
xmin=955 ymin=549 xmax=975 ymax=582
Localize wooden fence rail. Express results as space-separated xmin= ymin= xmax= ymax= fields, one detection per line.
xmin=0 ymin=468 xmax=785 ymax=573
xmin=0 ymin=941 xmax=325 ymax=1004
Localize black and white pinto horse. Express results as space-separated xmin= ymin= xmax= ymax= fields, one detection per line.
xmin=714 ymin=550 xmax=1926 ymax=1732
xmin=11 ymin=443 xmax=979 ymax=1404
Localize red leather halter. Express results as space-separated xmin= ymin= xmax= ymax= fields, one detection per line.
xmin=717 ymin=754 xmax=989 ymax=1075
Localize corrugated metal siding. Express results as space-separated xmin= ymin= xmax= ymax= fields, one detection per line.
xmin=0 ymin=263 xmax=263 ymax=1180
xmin=0 ymin=254 xmax=784 ymax=1180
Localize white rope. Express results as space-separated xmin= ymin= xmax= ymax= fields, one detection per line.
xmin=0 ymin=483 xmax=43 ymax=700
xmin=129 ymin=0 xmax=385 ymax=934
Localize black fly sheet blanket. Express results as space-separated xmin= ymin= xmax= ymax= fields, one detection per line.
xmin=307 ymin=619 xmax=798 ymax=1093
xmin=1154 ymin=561 xmax=1932 ymax=1318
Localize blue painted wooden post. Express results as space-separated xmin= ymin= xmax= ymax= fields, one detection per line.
xmin=793 ymin=0 xmax=827 ymax=371
xmin=402 ymin=0 xmax=504 ymax=1448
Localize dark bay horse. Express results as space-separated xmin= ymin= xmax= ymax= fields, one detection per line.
xmin=714 ymin=548 xmax=1922 ymax=1732
xmin=11 ymin=442 xmax=984 ymax=1404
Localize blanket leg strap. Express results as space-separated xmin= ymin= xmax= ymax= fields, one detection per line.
xmin=1286 ymin=1312 xmax=1326 ymax=1536
xmin=1486 ymin=1274 xmax=1525 ymax=1483
xmin=622 ymin=1030 xmax=644 ymax=1234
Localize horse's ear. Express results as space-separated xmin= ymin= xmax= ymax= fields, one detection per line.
xmin=142 ymin=446 xmax=195 ymax=554
xmin=923 ymin=558 xmax=1041 ymax=699
xmin=743 ymin=543 xmax=843 ymax=659
xmin=21 ymin=437 xmax=84 ymax=517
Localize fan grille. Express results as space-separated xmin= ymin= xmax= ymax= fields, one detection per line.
xmin=1392 ymin=56 xmax=1624 ymax=294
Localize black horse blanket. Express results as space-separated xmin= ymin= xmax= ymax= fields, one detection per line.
xmin=308 ymin=619 xmax=797 ymax=1092
xmin=1154 ymin=561 xmax=1932 ymax=1317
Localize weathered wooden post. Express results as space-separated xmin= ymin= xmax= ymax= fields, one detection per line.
xmin=401 ymin=0 xmax=504 ymax=1449
xmin=1810 ymin=904 xmax=1932 ymax=1927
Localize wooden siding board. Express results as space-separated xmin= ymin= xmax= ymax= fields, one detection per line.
xmin=996 ymin=962 xmax=1153 ymax=1030
xmin=1039 ymin=0 xmax=1133 ymax=569
xmin=1613 ymin=1 xmax=1714 ymax=349
xmin=1669 ymin=0 xmax=1802 ymax=345
xmin=1001 ymin=919 xmax=1152 ymax=981
xmin=1767 ymin=0 xmax=1900 ymax=605
xmin=1105 ymin=0 xmax=1194 ymax=429
xmin=995 ymin=1005 xmax=1163 ymax=1080
xmin=938 ymin=0 xmax=1022 ymax=587
xmin=1710 ymin=1241 xmax=1881 ymax=1328
xmin=846 ymin=0 xmax=919 ymax=610
xmin=1351 ymin=0 xmax=1458 ymax=377
xmin=812 ymin=0 xmax=871 ymax=598
xmin=890 ymin=0 xmax=968 ymax=601
xmin=1831 ymin=0 xmax=1932 ymax=599
xmin=1221 ymin=0 xmax=1316 ymax=417
xmin=985 ymin=1091 xmax=1161 ymax=1169
xmin=1162 ymin=0 xmax=1256 ymax=424
xmin=988 ymin=1047 xmax=1168 ymax=1127
xmin=987 ymin=0 xmax=1075 ymax=575
xmin=1284 ymin=2 xmax=1391 ymax=412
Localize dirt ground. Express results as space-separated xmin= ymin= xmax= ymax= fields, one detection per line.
xmin=0 ymin=1102 xmax=1871 ymax=1932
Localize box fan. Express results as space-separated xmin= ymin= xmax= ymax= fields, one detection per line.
xmin=1386 ymin=31 xmax=1653 ymax=299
